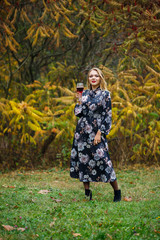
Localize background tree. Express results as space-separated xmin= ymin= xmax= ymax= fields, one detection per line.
xmin=0 ymin=0 xmax=160 ymax=169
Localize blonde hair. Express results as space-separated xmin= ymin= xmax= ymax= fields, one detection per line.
xmin=87 ymin=67 xmax=107 ymax=90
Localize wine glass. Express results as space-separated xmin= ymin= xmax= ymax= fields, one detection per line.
xmin=76 ymin=83 xmax=84 ymax=102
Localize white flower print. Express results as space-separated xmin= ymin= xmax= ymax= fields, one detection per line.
xmin=71 ymin=148 xmax=77 ymax=158
xmin=86 ymin=145 xmax=90 ymax=148
xmin=97 ymin=118 xmax=101 ymax=126
xmin=79 ymin=154 xmax=89 ymax=164
xmin=82 ymin=95 xmax=88 ymax=102
xmin=74 ymin=139 xmax=78 ymax=146
xmin=97 ymin=161 xmax=101 ymax=166
xmin=89 ymin=160 xmax=96 ymax=168
xmin=105 ymin=167 xmax=112 ymax=173
xmin=75 ymin=132 xmax=80 ymax=140
xmin=99 ymin=95 xmax=103 ymax=101
xmin=71 ymin=161 xmax=76 ymax=167
xmin=102 ymin=98 xmax=107 ymax=107
xmin=108 ymin=160 xmax=112 ymax=168
xmin=70 ymin=167 xmax=74 ymax=172
xmin=96 ymin=148 xmax=104 ymax=158
xmin=84 ymin=175 xmax=89 ymax=179
xmin=85 ymin=124 xmax=92 ymax=133
xmin=111 ymin=170 xmax=116 ymax=180
xmin=99 ymin=165 xmax=104 ymax=171
xmin=101 ymin=174 xmax=107 ymax=182
xmin=78 ymin=142 xmax=85 ymax=151
xmin=101 ymin=124 xmax=106 ymax=131
xmin=75 ymin=166 xmax=79 ymax=171
xmin=87 ymin=138 xmax=93 ymax=144
xmin=78 ymin=152 xmax=82 ymax=158
xmin=105 ymin=116 xmax=111 ymax=124
xmin=105 ymin=142 xmax=109 ymax=150
xmin=89 ymin=133 xmax=95 ymax=140
xmin=94 ymin=154 xmax=100 ymax=161
xmin=89 ymin=104 xmax=96 ymax=111
xmin=75 ymin=106 xmax=82 ymax=115
xmin=92 ymin=169 xmax=97 ymax=175
xmin=108 ymin=110 xmax=112 ymax=117
xmin=79 ymin=171 xmax=83 ymax=180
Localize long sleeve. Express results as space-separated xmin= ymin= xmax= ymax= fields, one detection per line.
xmin=98 ymin=91 xmax=112 ymax=135
xmin=74 ymin=90 xmax=86 ymax=117
xmin=74 ymin=103 xmax=83 ymax=117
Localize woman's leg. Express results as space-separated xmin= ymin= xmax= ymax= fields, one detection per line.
xmin=83 ymin=182 xmax=92 ymax=200
xmin=110 ymin=180 xmax=121 ymax=202
xmin=83 ymin=182 xmax=90 ymax=190
xmin=110 ymin=180 xmax=119 ymax=190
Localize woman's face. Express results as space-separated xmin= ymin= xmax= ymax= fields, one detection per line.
xmin=88 ymin=70 xmax=101 ymax=90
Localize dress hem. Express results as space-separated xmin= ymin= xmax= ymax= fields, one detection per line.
xmin=70 ymin=175 xmax=117 ymax=183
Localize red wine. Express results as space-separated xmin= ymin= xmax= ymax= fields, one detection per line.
xmin=77 ymin=87 xmax=84 ymax=93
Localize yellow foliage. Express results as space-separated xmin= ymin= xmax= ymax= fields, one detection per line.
xmin=28 ymin=121 xmax=42 ymax=131
xmin=22 ymin=9 xmax=32 ymax=24
xmin=32 ymin=28 xmax=40 ymax=46
xmin=55 ymin=129 xmax=65 ymax=140
xmin=63 ymin=25 xmax=78 ymax=38
xmin=11 ymin=8 xmax=17 ymax=25
xmin=4 ymin=0 xmax=11 ymax=6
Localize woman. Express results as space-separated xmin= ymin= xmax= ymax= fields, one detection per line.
xmin=70 ymin=67 xmax=121 ymax=202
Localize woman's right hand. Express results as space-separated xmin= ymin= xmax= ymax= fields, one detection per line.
xmin=76 ymin=92 xmax=82 ymax=104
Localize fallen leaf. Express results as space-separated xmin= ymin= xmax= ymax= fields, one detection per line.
xmin=134 ymin=233 xmax=140 ymax=236
xmin=129 ymin=182 xmax=135 ymax=184
xmin=38 ymin=190 xmax=50 ymax=194
xmin=150 ymin=191 xmax=155 ymax=193
xmin=106 ymin=233 xmax=112 ymax=239
xmin=123 ymin=196 xmax=132 ymax=202
xmin=2 ymin=185 xmax=15 ymax=188
xmin=154 ymin=229 xmax=160 ymax=234
xmin=17 ymin=227 xmax=25 ymax=232
xmin=72 ymin=232 xmax=82 ymax=237
xmin=13 ymin=205 xmax=19 ymax=208
xmin=72 ymin=198 xmax=77 ymax=202
xmin=50 ymin=197 xmax=62 ymax=202
xmin=2 ymin=225 xmax=15 ymax=231
xmin=59 ymin=193 xmax=63 ymax=196
xmin=49 ymin=221 xmax=55 ymax=227
xmin=104 ymin=210 xmax=108 ymax=214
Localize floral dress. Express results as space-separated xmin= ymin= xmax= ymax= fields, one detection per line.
xmin=70 ymin=87 xmax=116 ymax=183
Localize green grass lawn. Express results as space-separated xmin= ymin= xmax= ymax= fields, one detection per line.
xmin=0 ymin=167 xmax=160 ymax=240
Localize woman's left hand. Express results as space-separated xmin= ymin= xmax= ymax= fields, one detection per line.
xmin=94 ymin=130 xmax=101 ymax=145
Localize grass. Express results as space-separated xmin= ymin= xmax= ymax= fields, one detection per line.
xmin=0 ymin=167 xmax=160 ymax=240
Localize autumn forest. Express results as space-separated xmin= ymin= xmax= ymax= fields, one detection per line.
xmin=0 ymin=0 xmax=160 ymax=170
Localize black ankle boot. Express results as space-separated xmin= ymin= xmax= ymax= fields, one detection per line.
xmin=113 ymin=189 xmax=121 ymax=202
xmin=85 ymin=189 xmax=92 ymax=201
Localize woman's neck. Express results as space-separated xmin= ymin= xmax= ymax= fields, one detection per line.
xmin=91 ymin=85 xmax=100 ymax=90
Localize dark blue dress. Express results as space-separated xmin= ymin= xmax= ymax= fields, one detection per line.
xmin=70 ymin=87 xmax=116 ymax=182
